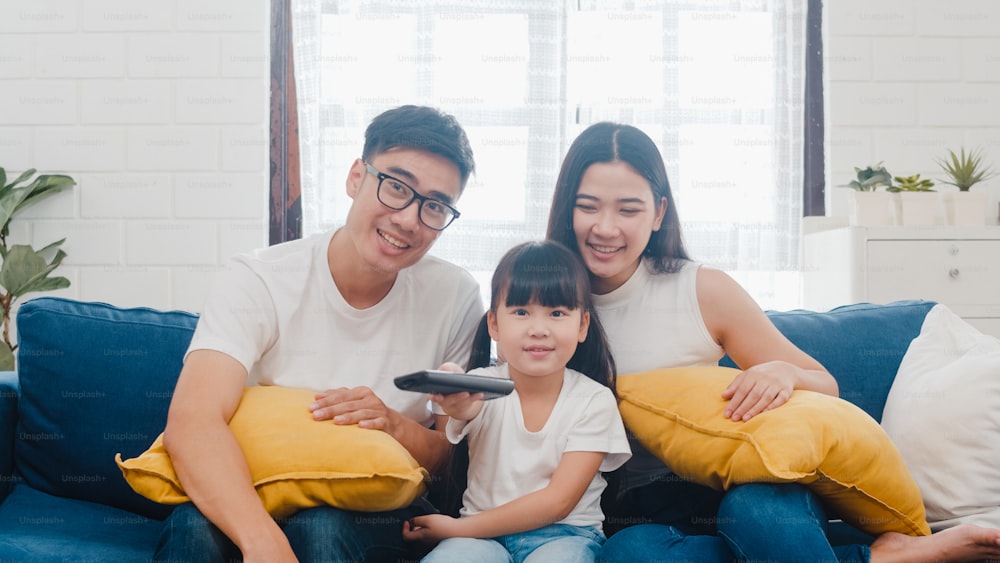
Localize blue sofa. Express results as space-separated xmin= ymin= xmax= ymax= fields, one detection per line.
xmin=0 ymin=296 xmax=937 ymax=561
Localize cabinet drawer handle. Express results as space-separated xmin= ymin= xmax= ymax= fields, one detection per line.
xmin=949 ymin=268 xmax=960 ymax=279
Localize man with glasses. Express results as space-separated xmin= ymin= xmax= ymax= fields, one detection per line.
xmin=364 ymin=161 xmax=461 ymax=231
xmin=156 ymin=105 xmax=482 ymax=562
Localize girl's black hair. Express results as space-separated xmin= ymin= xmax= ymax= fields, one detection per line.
xmin=468 ymin=240 xmax=616 ymax=393
xmin=546 ymin=121 xmax=690 ymax=274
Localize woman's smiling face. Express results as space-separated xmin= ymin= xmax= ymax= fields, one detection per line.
xmin=572 ymin=161 xmax=666 ymax=294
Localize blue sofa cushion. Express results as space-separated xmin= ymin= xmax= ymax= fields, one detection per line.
xmin=721 ymin=300 xmax=935 ymax=422
xmin=13 ymin=297 xmax=198 ymax=520
xmin=0 ymin=484 xmax=160 ymax=561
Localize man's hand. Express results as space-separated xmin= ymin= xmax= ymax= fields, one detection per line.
xmin=311 ymin=381 xmax=451 ymax=471
xmin=721 ymin=360 xmax=798 ymax=421
xmin=310 ymin=386 xmax=396 ymax=431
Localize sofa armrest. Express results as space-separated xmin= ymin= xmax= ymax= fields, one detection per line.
xmin=0 ymin=370 xmax=18 ymax=503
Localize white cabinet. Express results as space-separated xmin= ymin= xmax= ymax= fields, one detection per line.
xmin=803 ymin=226 xmax=1000 ymax=339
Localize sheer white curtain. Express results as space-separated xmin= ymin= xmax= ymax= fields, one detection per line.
xmin=292 ymin=0 xmax=807 ymax=310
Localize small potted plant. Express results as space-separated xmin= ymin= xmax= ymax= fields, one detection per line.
xmin=0 ymin=167 xmax=75 ymax=369
xmin=937 ymin=147 xmax=995 ymax=226
xmin=887 ymin=173 xmax=936 ymax=226
xmin=845 ymin=163 xmax=893 ymax=226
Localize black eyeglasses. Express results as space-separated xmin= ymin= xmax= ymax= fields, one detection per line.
xmin=364 ymin=162 xmax=461 ymax=231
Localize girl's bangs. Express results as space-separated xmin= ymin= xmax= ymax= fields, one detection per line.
xmin=502 ymin=247 xmax=582 ymax=310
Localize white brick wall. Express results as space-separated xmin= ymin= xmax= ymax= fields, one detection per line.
xmin=0 ymin=0 xmax=269 ymax=313
xmin=827 ymin=0 xmax=1000 ymax=223
xmin=5 ymin=1 xmax=993 ymax=314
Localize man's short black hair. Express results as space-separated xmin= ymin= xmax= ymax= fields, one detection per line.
xmin=362 ymin=105 xmax=476 ymax=188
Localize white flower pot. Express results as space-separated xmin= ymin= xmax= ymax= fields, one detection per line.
xmin=847 ymin=190 xmax=892 ymax=227
xmin=889 ymin=192 xmax=901 ymax=225
xmin=895 ymin=192 xmax=938 ymax=226
xmin=941 ymin=191 xmax=988 ymax=226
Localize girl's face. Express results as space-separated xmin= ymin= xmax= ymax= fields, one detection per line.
xmin=572 ymin=161 xmax=667 ymax=294
xmin=487 ymin=298 xmax=590 ymax=382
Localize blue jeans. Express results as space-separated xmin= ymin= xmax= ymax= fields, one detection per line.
xmin=154 ymin=502 xmax=426 ymax=562
xmin=600 ymin=482 xmax=872 ymax=563
xmin=422 ymin=524 xmax=604 ymax=563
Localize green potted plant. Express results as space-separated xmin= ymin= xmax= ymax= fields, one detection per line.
xmin=844 ymin=163 xmax=893 ymax=226
xmin=887 ymin=174 xmax=935 ymax=192
xmin=887 ymin=173 xmax=936 ymax=226
xmin=0 ymin=167 xmax=75 ymax=369
xmin=937 ymin=147 xmax=995 ymax=226
xmin=848 ymin=162 xmax=893 ymax=191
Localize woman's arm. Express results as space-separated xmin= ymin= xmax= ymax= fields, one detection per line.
xmin=696 ymin=267 xmax=839 ymax=421
xmin=402 ymin=450 xmax=604 ymax=542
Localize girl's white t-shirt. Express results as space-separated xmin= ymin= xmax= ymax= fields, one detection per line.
xmin=446 ymin=364 xmax=631 ymax=529
xmin=187 ymin=229 xmax=484 ymax=427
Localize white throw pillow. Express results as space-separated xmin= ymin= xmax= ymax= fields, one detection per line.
xmin=881 ymin=304 xmax=1000 ymax=532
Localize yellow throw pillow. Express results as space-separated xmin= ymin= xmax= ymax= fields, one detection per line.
xmin=617 ymin=366 xmax=930 ymax=537
xmin=116 ymin=386 xmax=429 ymax=518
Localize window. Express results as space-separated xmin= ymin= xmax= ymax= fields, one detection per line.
xmin=291 ymin=0 xmax=807 ymax=310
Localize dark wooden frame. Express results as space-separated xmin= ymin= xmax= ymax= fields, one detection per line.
xmin=803 ymin=0 xmax=825 ymax=217
xmin=269 ymin=0 xmax=302 ymax=244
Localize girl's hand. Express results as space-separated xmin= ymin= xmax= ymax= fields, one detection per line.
xmin=431 ymin=362 xmax=485 ymax=421
xmin=402 ymin=514 xmax=465 ymax=543
xmin=721 ymin=360 xmax=797 ymax=421
xmin=430 ymin=391 xmax=484 ymax=421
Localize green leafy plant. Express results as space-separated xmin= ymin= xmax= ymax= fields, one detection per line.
xmin=0 ymin=167 xmax=75 ymax=369
xmin=847 ymin=163 xmax=893 ymax=191
xmin=937 ymin=147 xmax=996 ymax=191
xmin=888 ymin=174 xmax=935 ymax=192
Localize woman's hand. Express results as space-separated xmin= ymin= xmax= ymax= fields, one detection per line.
xmin=402 ymin=514 xmax=466 ymax=544
xmin=721 ymin=360 xmax=798 ymax=421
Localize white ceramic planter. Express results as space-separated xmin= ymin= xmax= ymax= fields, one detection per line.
xmin=889 ymin=192 xmax=901 ymax=225
xmin=847 ymin=190 xmax=892 ymax=227
xmin=895 ymin=192 xmax=938 ymax=226
xmin=941 ymin=191 xmax=988 ymax=226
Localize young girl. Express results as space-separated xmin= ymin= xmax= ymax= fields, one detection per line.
xmin=546 ymin=121 xmax=1000 ymax=563
xmin=401 ymin=240 xmax=631 ymax=563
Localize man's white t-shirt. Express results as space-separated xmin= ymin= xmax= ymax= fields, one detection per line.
xmin=187 ymin=229 xmax=484 ymax=427
xmin=446 ymin=364 xmax=631 ymax=530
